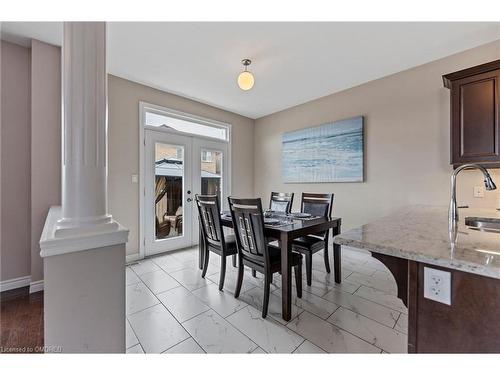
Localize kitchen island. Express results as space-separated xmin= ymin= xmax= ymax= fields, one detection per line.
xmin=333 ymin=205 xmax=500 ymax=353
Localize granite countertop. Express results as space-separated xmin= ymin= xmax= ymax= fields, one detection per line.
xmin=333 ymin=205 xmax=500 ymax=279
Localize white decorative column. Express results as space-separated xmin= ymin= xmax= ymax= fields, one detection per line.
xmin=40 ymin=22 xmax=128 ymax=353
xmin=55 ymin=22 xmax=117 ymax=237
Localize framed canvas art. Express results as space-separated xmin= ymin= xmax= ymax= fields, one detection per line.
xmin=282 ymin=116 xmax=364 ymax=183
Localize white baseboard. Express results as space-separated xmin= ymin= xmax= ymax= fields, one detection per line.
xmin=126 ymin=252 xmax=141 ymax=264
xmin=29 ymin=280 xmax=44 ymax=293
xmin=0 ymin=275 xmax=31 ymax=292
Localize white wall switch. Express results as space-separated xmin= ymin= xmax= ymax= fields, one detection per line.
xmin=131 ymin=174 xmax=139 ymax=183
xmin=473 ymin=185 xmax=484 ymax=198
xmin=424 ymin=267 xmax=451 ymax=305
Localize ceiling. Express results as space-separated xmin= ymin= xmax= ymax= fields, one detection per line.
xmin=2 ymin=22 xmax=500 ymax=119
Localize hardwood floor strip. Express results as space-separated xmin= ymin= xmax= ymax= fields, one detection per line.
xmin=0 ymin=287 xmax=44 ymax=353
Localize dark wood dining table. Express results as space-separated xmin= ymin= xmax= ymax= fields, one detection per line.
xmin=198 ymin=213 xmax=342 ymax=321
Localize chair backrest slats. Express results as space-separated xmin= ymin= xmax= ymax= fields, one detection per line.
xmin=269 ymin=191 xmax=294 ymax=213
xmin=196 ymin=195 xmax=225 ymax=249
xmin=228 ymin=197 xmax=270 ymax=266
xmin=301 ymin=193 xmax=334 ymax=239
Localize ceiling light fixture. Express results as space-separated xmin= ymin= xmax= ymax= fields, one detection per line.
xmin=237 ymin=59 xmax=254 ymax=91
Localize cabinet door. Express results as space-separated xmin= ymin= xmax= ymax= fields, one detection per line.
xmin=450 ymin=69 xmax=500 ymax=165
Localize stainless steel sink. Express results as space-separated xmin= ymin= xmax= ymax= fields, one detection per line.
xmin=465 ymin=217 xmax=500 ymax=232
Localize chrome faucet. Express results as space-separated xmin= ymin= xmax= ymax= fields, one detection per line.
xmin=449 ymin=163 xmax=496 ymax=230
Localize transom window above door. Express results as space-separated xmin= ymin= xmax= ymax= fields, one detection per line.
xmin=142 ymin=103 xmax=230 ymax=142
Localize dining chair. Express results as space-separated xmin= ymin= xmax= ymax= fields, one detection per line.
xmin=251 ymin=191 xmax=295 ymax=278
xmin=196 ymin=194 xmax=238 ymax=291
xmin=292 ymin=193 xmax=334 ymax=286
xmin=228 ymin=197 xmax=303 ymax=318
xmin=269 ymin=192 xmax=294 ymax=213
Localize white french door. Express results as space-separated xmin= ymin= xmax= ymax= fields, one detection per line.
xmin=145 ymin=131 xmax=193 ymax=255
xmin=191 ymin=137 xmax=229 ymax=245
xmin=144 ymin=129 xmax=229 ymax=256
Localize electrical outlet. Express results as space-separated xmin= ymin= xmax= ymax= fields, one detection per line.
xmin=474 ymin=185 xmax=484 ymax=198
xmin=131 ymin=174 xmax=139 ymax=183
xmin=424 ymin=267 xmax=451 ymax=305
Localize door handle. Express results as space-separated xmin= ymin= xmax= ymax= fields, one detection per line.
xmin=187 ymin=198 xmax=193 ymax=202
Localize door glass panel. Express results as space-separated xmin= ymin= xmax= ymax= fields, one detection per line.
xmin=201 ymin=149 xmax=223 ymax=205
xmin=155 ymin=143 xmax=184 ymax=240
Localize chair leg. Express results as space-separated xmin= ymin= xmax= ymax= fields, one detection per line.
xmin=252 ymin=269 xmax=257 ymax=278
xmin=198 ymin=225 xmax=204 ymax=270
xmin=234 ymin=262 xmax=244 ymax=298
xmin=294 ymin=262 xmax=302 ymax=299
xmin=262 ymin=273 xmax=271 ymax=319
xmin=219 ymin=255 xmax=227 ymax=291
xmin=201 ymin=247 xmax=210 ymax=278
xmin=324 ymin=238 xmax=331 ymax=274
xmin=232 ymin=254 xmax=237 ymax=267
xmin=305 ymin=252 xmax=312 ymax=286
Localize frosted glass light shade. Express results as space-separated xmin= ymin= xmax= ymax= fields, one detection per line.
xmin=237 ymin=71 xmax=255 ymax=91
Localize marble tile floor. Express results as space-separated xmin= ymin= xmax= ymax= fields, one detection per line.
xmin=125 ymin=245 xmax=408 ymax=354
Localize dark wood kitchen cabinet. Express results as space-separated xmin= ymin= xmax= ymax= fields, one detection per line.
xmin=443 ymin=59 xmax=500 ymax=167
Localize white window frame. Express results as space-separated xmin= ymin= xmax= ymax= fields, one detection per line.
xmin=141 ymin=102 xmax=230 ymax=142
xmin=201 ymin=150 xmax=213 ymax=162
xmin=138 ymin=101 xmax=232 ymax=260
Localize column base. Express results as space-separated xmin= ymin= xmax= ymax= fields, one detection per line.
xmin=40 ymin=206 xmax=129 ymax=258
xmin=55 ymin=214 xmax=119 ymax=238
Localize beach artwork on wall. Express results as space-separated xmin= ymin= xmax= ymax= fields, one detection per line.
xmin=282 ymin=116 xmax=364 ymax=183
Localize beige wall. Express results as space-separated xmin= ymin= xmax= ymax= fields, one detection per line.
xmin=1 ymin=41 xmax=31 ymax=282
xmin=30 ymin=39 xmax=61 ymax=283
xmin=108 ymin=75 xmax=255 ymax=256
xmin=1 ymin=39 xmax=61 ymax=285
xmin=254 ymin=40 xmax=500 ymax=232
